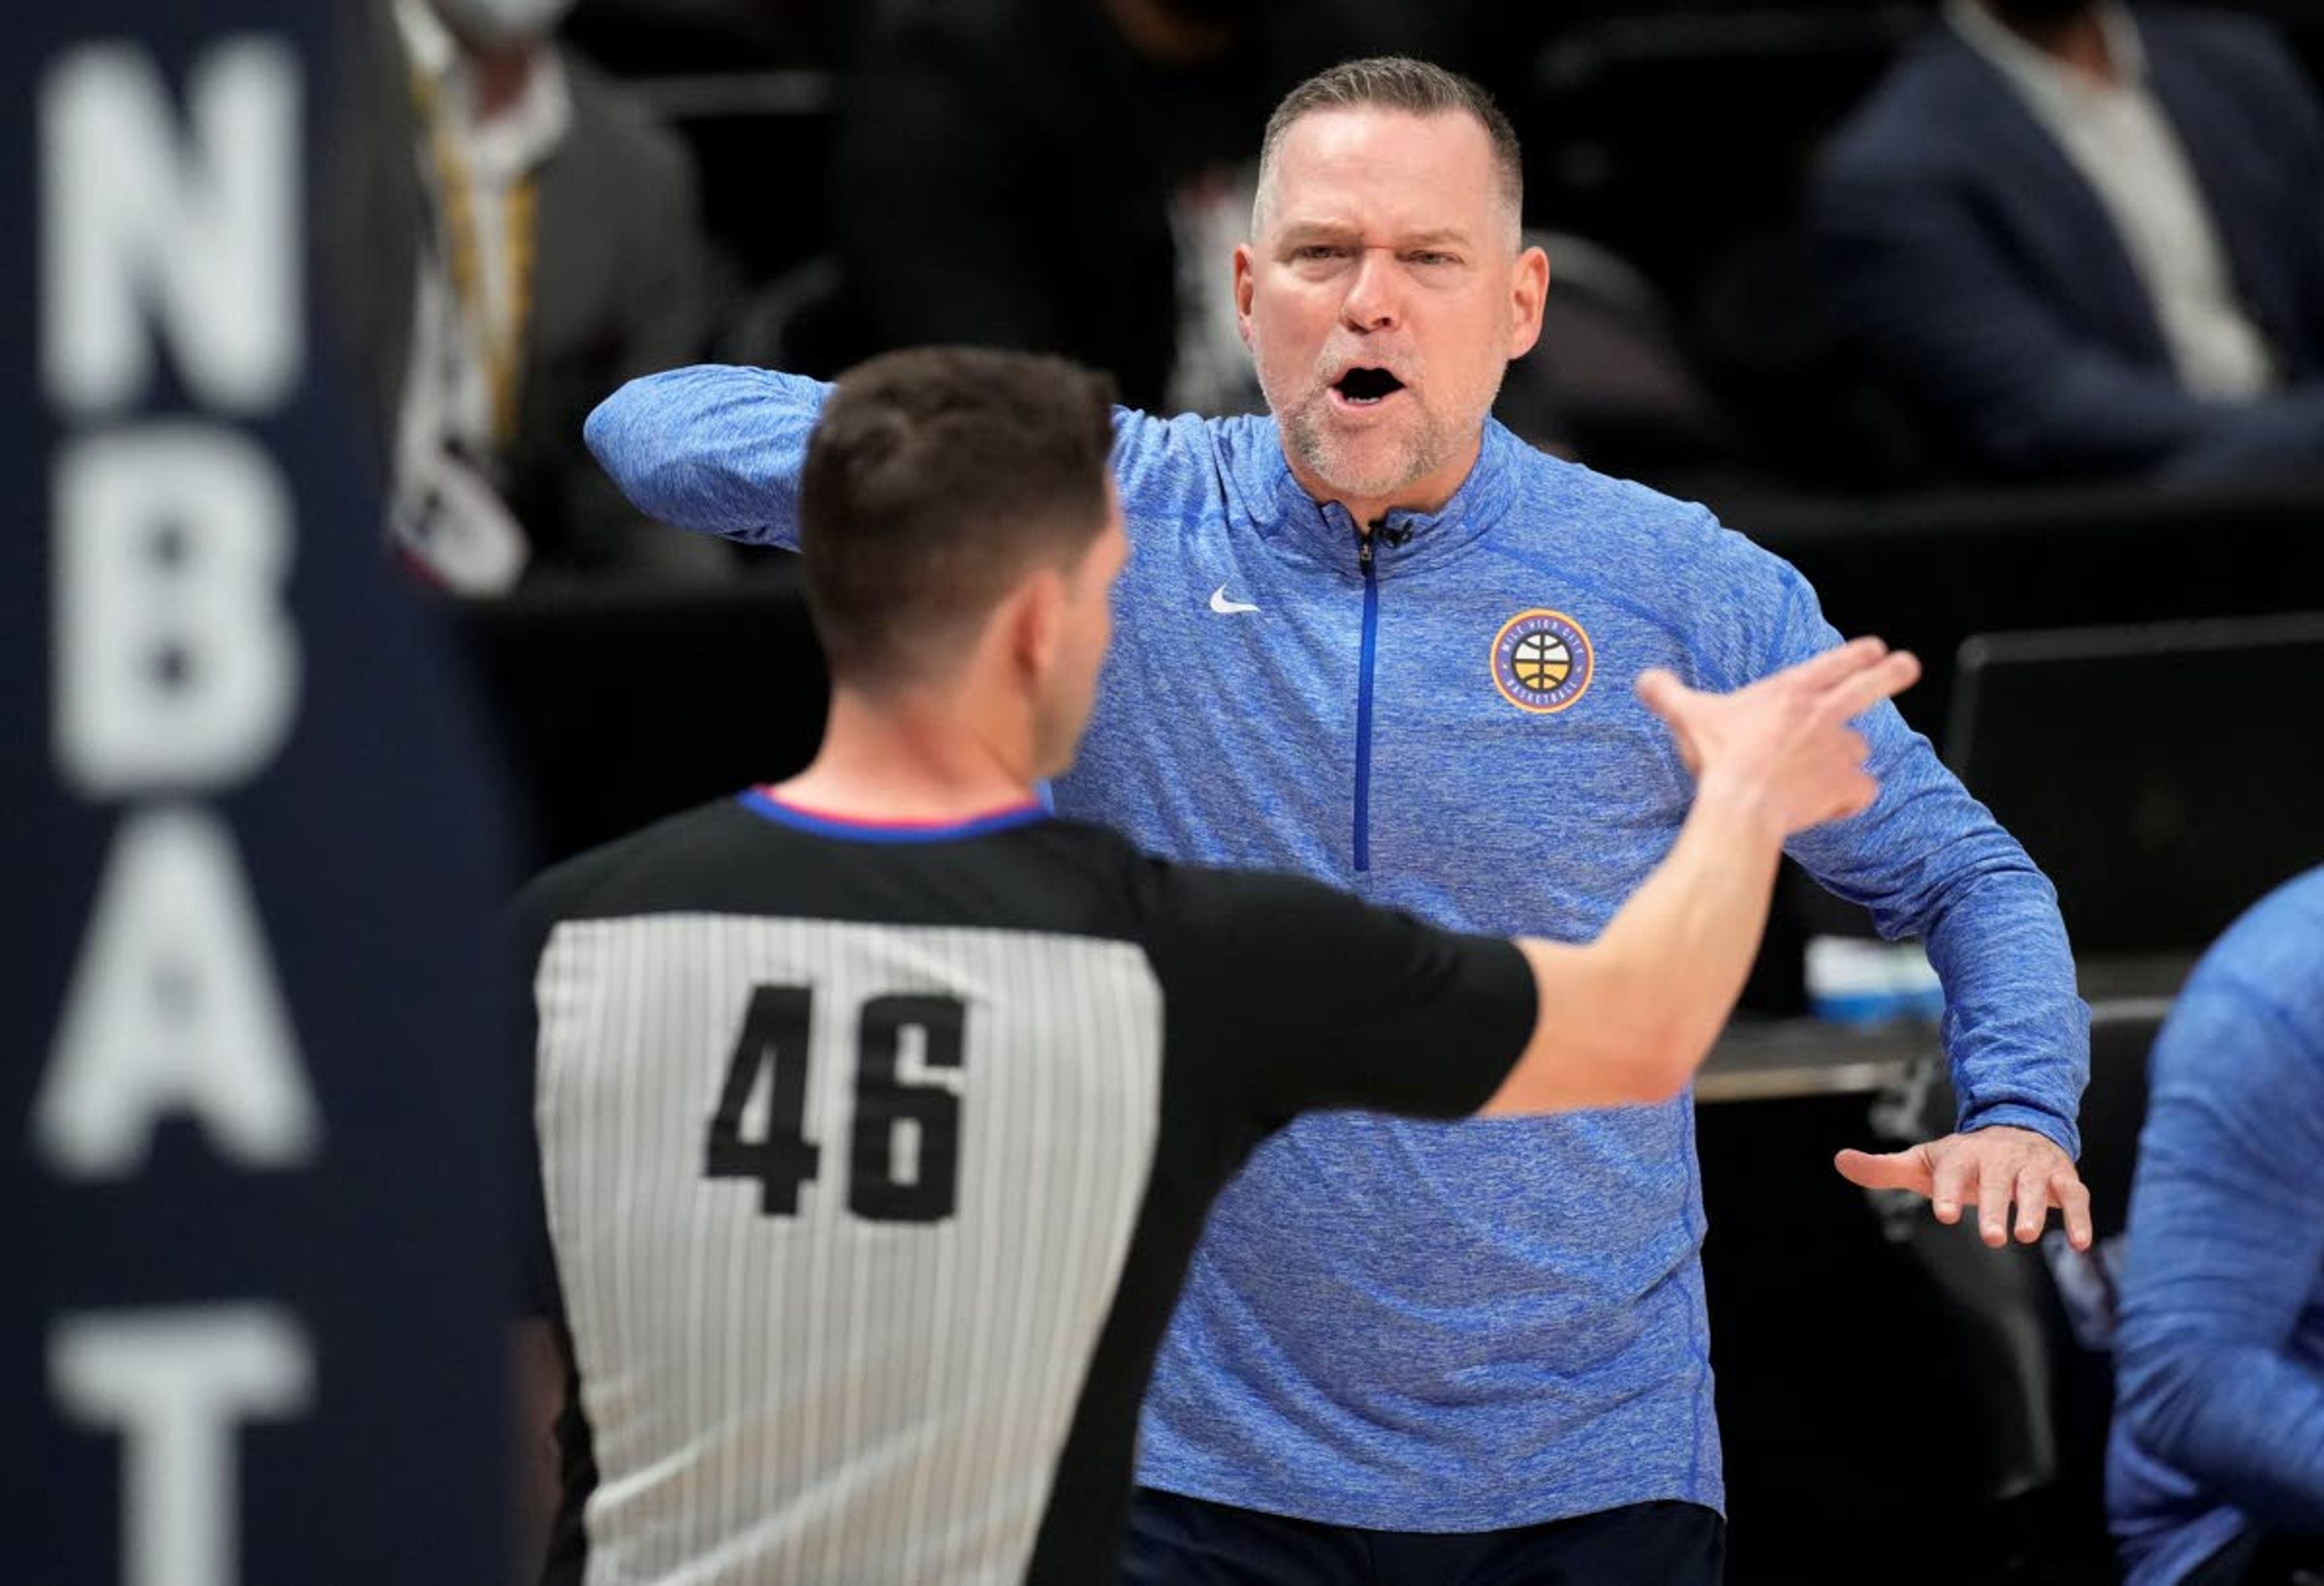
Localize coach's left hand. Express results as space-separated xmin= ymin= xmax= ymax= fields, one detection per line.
xmin=1834 ymin=1126 xmax=2093 ymax=1251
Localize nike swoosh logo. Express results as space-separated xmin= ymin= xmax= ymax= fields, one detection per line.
xmin=1209 ymin=585 xmax=1261 ymax=615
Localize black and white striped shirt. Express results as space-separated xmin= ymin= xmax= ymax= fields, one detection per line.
xmin=513 ymin=790 xmax=1532 ymax=1584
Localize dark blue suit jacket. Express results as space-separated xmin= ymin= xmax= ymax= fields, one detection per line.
xmin=1811 ymin=6 xmax=2324 ymax=481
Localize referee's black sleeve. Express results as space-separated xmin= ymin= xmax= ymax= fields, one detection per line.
xmin=1131 ymin=858 xmax=1537 ymax=1126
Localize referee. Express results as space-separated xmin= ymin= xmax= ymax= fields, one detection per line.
xmin=515 ymin=347 xmax=1915 ymax=1584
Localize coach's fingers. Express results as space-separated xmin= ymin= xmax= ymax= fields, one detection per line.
xmin=2014 ymin=1162 xmax=2052 ymax=1244
xmin=1931 ymin=1149 xmax=1972 ymax=1227
xmin=1975 ymin=1160 xmax=2012 ymax=1247
xmin=2055 ymin=1170 xmax=2095 ymax=1252
xmin=1815 ymin=650 xmax=1922 ymax=725
xmin=1833 ymin=1146 xmax=1933 ymax=1196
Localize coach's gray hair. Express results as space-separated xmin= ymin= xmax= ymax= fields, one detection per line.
xmin=1252 ymin=57 xmax=1525 ymax=243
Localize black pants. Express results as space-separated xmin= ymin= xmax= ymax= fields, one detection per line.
xmin=1121 ymin=1489 xmax=1725 ymax=1586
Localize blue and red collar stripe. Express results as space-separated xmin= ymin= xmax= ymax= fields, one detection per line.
xmin=737 ymin=787 xmax=1049 ymax=844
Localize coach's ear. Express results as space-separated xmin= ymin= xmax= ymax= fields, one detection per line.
xmin=1233 ymin=243 xmax=1258 ymax=349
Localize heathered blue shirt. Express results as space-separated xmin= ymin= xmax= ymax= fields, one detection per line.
xmin=586 ymin=367 xmax=2089 ymax=1530
xmin=2108 ymin=868 xmax=2324 ymax=1584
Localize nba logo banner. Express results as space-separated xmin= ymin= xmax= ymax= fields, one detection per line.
xmin=0 ymin=4 xmax=514 ymax=1582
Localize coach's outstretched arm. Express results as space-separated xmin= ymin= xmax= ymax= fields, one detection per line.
xmin=588 ymin=363 xmax=1184 ymax=554
xmin=1480 ymin=638 xmax=1920 ymax=1117
xmin=585 ymin=365 xmax=833 ymax=548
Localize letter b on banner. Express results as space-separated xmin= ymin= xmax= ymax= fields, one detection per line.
xmin=54 ymin=426 xmax=300 ymax=797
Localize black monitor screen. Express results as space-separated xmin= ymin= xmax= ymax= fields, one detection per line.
xmin=1944 ymin=614 xmax=2324 ymax=955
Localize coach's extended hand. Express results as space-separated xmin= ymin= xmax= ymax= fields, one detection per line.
xmin=1836 ymin=1127 xmax=2094 ymax=1250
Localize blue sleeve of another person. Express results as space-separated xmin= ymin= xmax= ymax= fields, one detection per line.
xmin=1759 ymin=562 xmax=2090 ymax=1153
xmin=2114 ymin=876 xmax=2324 ymax=1533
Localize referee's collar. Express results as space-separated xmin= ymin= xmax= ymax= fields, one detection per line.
xmin=739 ymin=788 xmax=1049 ymax=844
xmin=1247 ymin=418 xmax=1523 ymax=578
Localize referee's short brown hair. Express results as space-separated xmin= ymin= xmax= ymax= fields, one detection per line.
xmin=799 ymin=347 xmax=1118 ymax=689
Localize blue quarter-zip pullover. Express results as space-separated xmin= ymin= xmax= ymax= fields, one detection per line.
xmin=586 ymin=367 xmax=2090 ymax=1530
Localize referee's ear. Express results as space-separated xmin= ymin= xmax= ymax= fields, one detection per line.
xmin=1004 ymin=568 xmax=1068 ymax=693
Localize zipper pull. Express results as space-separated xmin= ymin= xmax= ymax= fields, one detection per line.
xmin=1357 ymin=532 xmax=1374 ymax=574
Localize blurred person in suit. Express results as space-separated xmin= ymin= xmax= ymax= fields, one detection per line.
xmin=335 ymin=0 xmax=731 ymax=590
xmin=1812 ymin=0 xmax=2324 ymax=484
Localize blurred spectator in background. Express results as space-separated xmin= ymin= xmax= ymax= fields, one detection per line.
xmin=835 ymin=0 xmax=1455 ymax=414
xmin=335 ymin=0 xmax=730 ymax=590
xmin=2107 ymin=867 xmax=2324 ymax=1586
xmin=1811 ymin=0 xmax=2324 ymax=485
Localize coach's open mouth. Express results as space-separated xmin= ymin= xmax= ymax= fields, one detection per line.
xmin=1330 ymin=367 xmax=1407 ymax=407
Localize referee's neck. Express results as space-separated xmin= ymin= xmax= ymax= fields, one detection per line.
xmin=770 ymin=686 xmax=1042 ymax=827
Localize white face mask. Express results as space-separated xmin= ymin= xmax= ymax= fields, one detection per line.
xmin=429 ymin=0 xmax=577 ymax=50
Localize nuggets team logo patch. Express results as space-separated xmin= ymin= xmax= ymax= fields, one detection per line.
xmin=1491 ymin=609 xmax=1594 ymax=714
